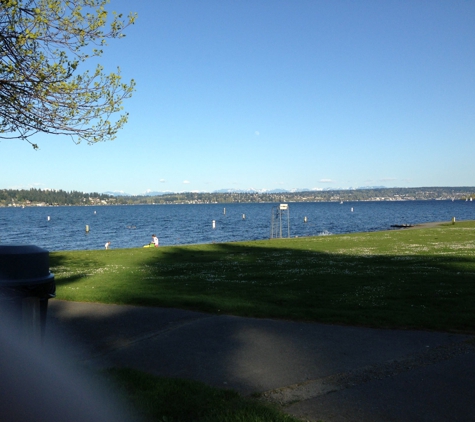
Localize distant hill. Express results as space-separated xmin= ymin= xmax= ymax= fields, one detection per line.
xmin=213 ymin=188 xmax=291 ymax=194
xmin=212 ymin=188 xmax=324 ymax=194
xmin=142 ymin=191 xmax=174 ymax=196
xmin=1 ymin=187 xmax=474 ymax=207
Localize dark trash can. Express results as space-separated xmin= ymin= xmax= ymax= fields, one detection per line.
xmin=0 ymin=245 xmax=55 ymax=343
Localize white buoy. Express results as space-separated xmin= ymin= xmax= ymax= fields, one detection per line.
xmin=94 ymin=211 xmax=96 ymax=215
xmin=304 ymin=216 xmax=308 ymax=223
xmin=47 ymin=216 xmax=50 ymax=221
xmin=212 ymin=220 xmax=216 ymax=229
xmin=85 ymin=225 xmax=90 ymax=232
xmin=242 ymin=214 xmax=246 ymax=220
xmin=223 ymin=208 xmax=226 ymax=215
xmin=351 ymin=207 xmax=354 ymax=212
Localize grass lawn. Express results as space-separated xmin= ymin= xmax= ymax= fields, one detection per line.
xmin=50 ymin=220 xmax=475 ymax=333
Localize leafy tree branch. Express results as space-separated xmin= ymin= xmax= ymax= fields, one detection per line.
xmin=0 ymin=0 xmax=136 ymax=148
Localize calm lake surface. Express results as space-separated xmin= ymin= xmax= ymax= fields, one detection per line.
xmin=0 ymin=201 xmax=474 ymax=252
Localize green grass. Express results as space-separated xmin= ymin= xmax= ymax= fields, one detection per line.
xmin=103 ymin=368 xmax=303 ymax=422
xmin=50 ymin=221 xmax=475 ymax=333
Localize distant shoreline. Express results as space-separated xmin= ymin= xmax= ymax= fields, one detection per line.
xmin=1 ymin=186 xmax=474 ymax=207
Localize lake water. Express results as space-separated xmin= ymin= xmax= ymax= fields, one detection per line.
xmin=0 ymin=200 xmax=474 ymax=251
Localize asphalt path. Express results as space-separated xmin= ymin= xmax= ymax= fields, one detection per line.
xmin=42 ymin=300 xmax=475 ymax=422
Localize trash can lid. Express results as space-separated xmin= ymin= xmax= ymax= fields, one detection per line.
xmin=0 ymin=245 xmax=53 ymax=284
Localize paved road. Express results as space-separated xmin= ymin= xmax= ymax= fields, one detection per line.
xmin=45 ymin=300 xmax=475 ymax=422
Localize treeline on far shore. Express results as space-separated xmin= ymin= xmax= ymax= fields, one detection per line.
xmin=0 ymin=189 xmax=112 ymax=206
xmin=1 ymin=186 xmax=474 ymax=207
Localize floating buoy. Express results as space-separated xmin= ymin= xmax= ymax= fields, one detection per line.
xmin=242 ymin=214 xmax=246 ymax=220
xmin=304 ymin=216 xmax=308 ymax=223
xmin=47 ymin=216 xmax=50 ymax=221
xmin=212 ymin=220 xmax=216 ymax=229
xmin=94 ymin=211 xmax=96 ymax=215
xmin=223 ymin=208 xmax=226 ymax=215
xmin=351 ymin=207 xmax=354 ymax=212
xmin=85 ymin=225 xmax=90 ymax=232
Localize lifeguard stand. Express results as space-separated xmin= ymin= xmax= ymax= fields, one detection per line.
xmin=270 ymin=204 xmax=290 ymax=238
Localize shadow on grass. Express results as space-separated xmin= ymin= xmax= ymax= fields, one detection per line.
xmin=52 ymin=240 xmax=475 ymax=333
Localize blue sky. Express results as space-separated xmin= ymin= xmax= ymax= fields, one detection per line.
xmin=1 ymin=0 xmax=474 ymax=194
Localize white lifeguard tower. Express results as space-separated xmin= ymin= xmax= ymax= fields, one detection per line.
xmin=270 ymin=203 xmax=290 ymax=238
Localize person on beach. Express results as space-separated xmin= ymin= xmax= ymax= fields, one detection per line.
xmin=151 ymin=234 xmax=159 ymax=247
xmin=105 ymin=241 xmax=111 ymax=250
